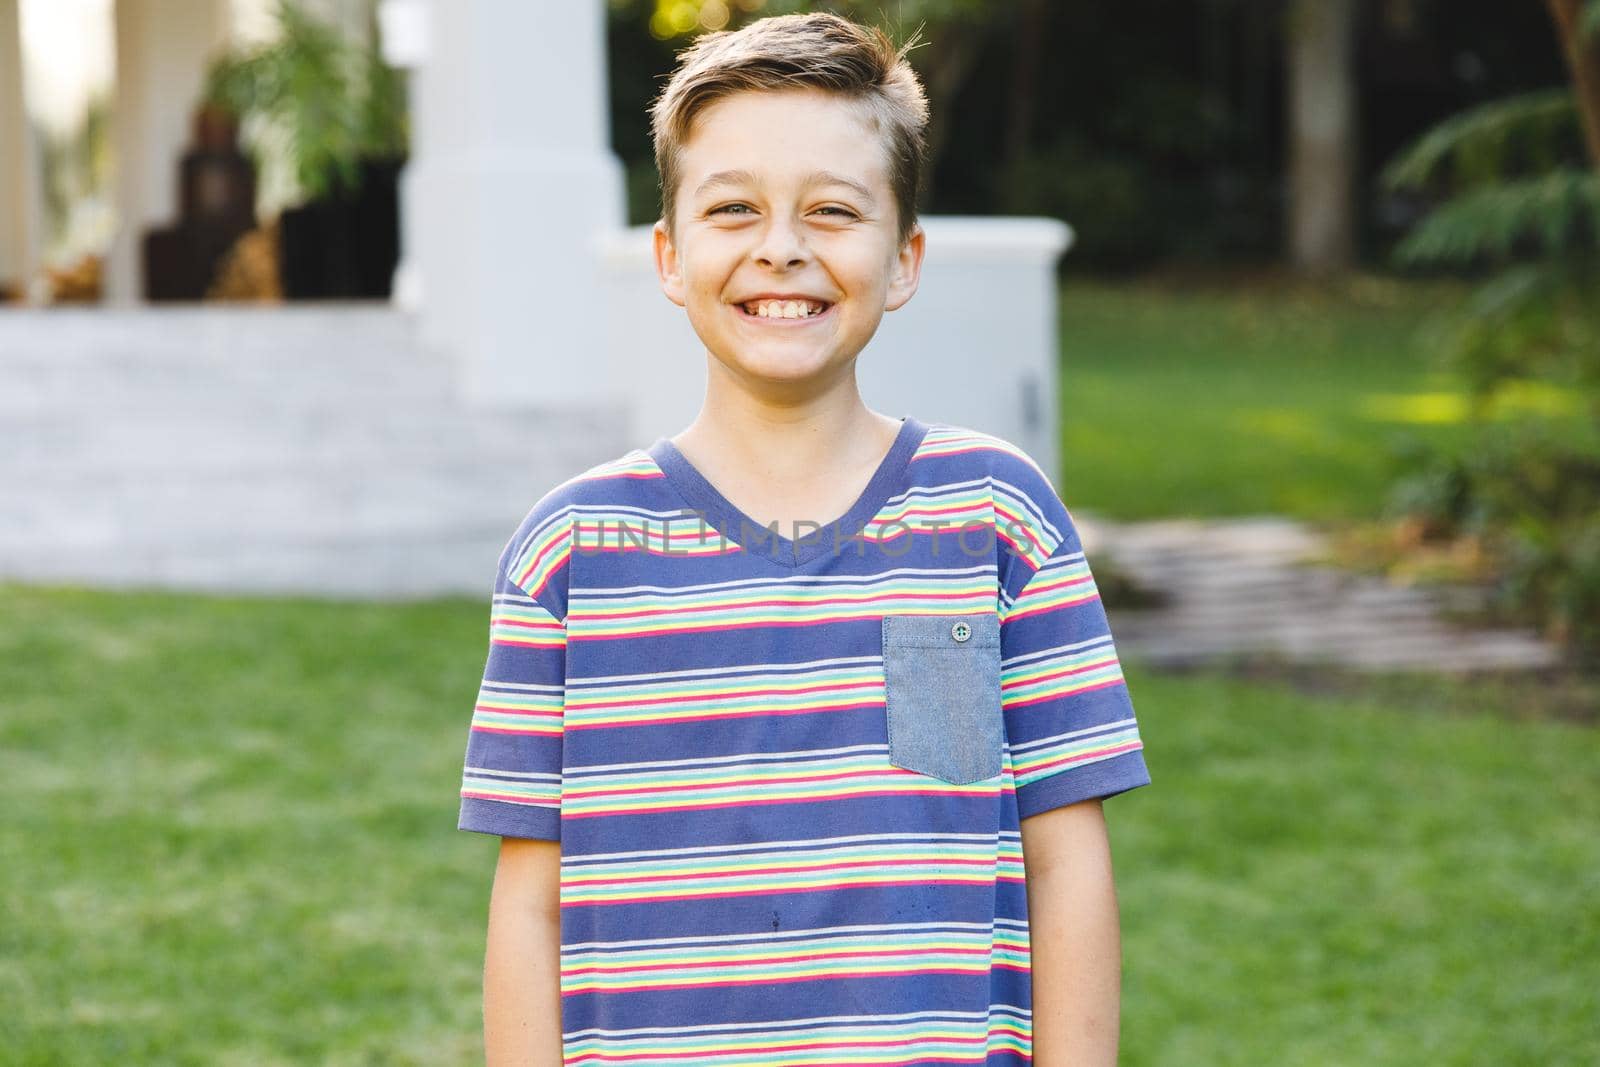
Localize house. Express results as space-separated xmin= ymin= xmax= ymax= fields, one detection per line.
xmin=0 ymin=0 xmax=1072 ymax=597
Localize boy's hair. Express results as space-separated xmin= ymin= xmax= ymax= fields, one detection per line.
xmin=649 ymin=12 xmax=929 ymax=247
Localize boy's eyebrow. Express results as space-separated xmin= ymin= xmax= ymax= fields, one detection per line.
xmin=694 ymin=169 xmax=877 ymax=203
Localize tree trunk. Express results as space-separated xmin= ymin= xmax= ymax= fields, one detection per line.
xmin=1002 ymin=0 xmax=1048 ymax=173
xmin=1286 ymin=0 xmax=1359 ymax=274
xmin=1544 ymin=0 xmax=1600 ymax=172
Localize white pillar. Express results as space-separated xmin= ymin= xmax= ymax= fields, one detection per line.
xmin=399 ymin=0 xmax=626 ymax=408
xmin=378 ymin=0 xmax=425 ymax=311
xmin=105 ymin=0 xmax=230 ymax=304
xmin=0 ymin=0 xmax=41 ymax=300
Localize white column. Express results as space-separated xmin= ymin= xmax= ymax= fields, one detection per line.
xmin=378 ymin=0 xmax=424 ymax=310
xmin=399 ymin=0 xmax=625 ymax=408
xmin=105 ymin=0 xmax=230 ymax=304
xmin=0 ymin=0 xmax=40 ymax=300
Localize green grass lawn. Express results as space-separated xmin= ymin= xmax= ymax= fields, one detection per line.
xmin=3 ymin=583 xmax=1595 ymax=1065
xmin=1055 ymin=272 xmax=1591 ymax=524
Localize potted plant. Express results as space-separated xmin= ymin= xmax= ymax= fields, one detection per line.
xmin=141 ymin=100 xmax=259 ymax=301
xmin=202 ymin=0 xmax=408 ymax=299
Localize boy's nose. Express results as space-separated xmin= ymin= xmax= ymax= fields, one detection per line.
xmin=750 ymin=217 xmax=809 ymax=269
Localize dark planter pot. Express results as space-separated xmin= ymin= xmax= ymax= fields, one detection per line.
xmin=278 ymin=155 xmax=404 ymax=300
xmin=143 ymin=104 xmax=258 ymax=302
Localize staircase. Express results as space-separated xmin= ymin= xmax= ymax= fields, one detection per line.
xmin=0 ymin=305 xmax=628 ymax=599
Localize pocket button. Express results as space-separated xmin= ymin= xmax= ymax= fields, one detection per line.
xmin=951 ymin=621 xmax=971 ymax=642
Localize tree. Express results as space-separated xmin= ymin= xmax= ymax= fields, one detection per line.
xmin=1545 ymin=0 xmax=1600 ymax=168
xmin=1285 ymin=0 xmax=1359 ymax=274
xmin=1379 ymin=0 xmax=1600 ymax=663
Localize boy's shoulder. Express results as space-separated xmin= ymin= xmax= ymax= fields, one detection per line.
xmin=917 ymin=420 xmax=1078 ymax=572
xmin=513 ymin=443 xmax=661 ymax=527
xmin=916 ymin=420 xmax=1057 ymax=492
xmin=495 ymin=444 xmax=661 ymax=606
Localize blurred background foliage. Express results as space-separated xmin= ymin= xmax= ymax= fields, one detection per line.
xmin=202 ymin=0 xmax=408 ymax=205
xmin=1378 ymin=0 xmax=1599 ymax=656
xmin=608 ymin=0 xmax=1576 ymax=270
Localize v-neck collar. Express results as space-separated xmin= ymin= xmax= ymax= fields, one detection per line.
xmin=647 ymin=415 xmax=928 ymax=569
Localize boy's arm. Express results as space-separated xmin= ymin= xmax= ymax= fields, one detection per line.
xmin=1020 ymin=797 xmax=1123 ymax=1067
xmin=484 ymin=836 xmax=564 ymax=1066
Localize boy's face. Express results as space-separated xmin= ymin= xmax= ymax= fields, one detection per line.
xmin=653 ymin=87 xmax=924 ymax=395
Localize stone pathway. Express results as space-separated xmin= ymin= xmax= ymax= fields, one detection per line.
xmin=1073 ymin=513 xmax=1565 ymax=674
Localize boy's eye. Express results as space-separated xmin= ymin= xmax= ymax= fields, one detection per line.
xmin=707 ymin=204 xmax=857 ymax=219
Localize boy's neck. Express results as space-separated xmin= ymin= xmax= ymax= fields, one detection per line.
xmin=668 ymin=402 xmax=905 ymax=531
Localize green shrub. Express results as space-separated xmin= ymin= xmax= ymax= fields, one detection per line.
xmin=202 ymin=0 xmax=407 ymax=204
xmin=1381 ymin=71 xmax=1600 ymax=667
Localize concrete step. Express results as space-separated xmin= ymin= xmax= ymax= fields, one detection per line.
xmin=0 ymin=305 xmax=426 ymax=366
xmin=0 ymin=531 xmax=510 ymax=600
xmin=1 ymin=406 xmax=590 ymax=473
xmin=0 ymin=448 xmax=608 ymax=545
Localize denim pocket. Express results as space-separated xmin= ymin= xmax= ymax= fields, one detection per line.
xmin=881 ymin=612 xmax=1003 ymax=785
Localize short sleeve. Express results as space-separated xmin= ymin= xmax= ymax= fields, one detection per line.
xmin=996 ymin=463 xmax=1150 ymax=819
xmin=457 ymin=504 xmax=572 ymax=840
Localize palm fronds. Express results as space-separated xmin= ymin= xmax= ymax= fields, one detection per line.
xmin=1381 ymin=89 xmax=1580 ymax=193
xmin=1392 ymin=169 xmax=1600 ymax=266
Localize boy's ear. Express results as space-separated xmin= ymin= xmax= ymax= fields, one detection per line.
xmin=884 ymin=222 xmax=926 ymax=313
xmin=652 ymin=219 xmax=687 ymax=308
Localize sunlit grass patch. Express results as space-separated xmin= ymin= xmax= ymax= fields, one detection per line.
xmin=1056 ymin=274 xmax=1480 ymax=521
xmin=1359 ymin=379 xmax=1586 ymax=424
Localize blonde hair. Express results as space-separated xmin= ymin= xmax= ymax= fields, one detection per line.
xmin=649 ymin=12 xmax=929 ymax=246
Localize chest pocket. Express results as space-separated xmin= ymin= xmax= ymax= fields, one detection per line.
xmin=881 ymin=612 xmax=1004 ymax=785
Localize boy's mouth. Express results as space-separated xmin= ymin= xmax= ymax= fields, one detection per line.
xmin=734 ymin=298 xmax=834 ymax=323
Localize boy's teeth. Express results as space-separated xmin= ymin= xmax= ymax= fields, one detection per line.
xmin=746 ymin=299 xmax=824 ymax=318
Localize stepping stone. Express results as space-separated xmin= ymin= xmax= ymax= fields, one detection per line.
xmin=1073 ymin=512 xmax=1565 ymax=674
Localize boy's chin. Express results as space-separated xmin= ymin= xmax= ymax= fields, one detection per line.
xmin=709 ymin=345 xmax=846 ymax=383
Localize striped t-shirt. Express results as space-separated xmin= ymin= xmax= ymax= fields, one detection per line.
xmin=458 ymin=415 xmax=1151 ymax=1064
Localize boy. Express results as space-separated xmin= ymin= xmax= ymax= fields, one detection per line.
xmin=458 ymin=12 xmax=1150 ymax=1065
